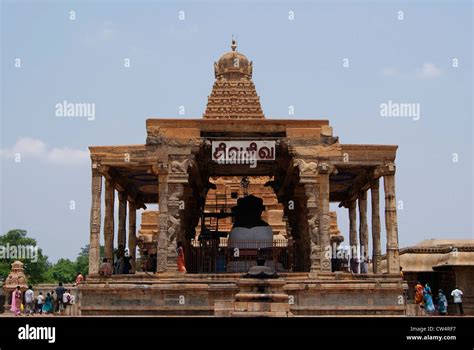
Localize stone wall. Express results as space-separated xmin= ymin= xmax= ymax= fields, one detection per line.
xmin=80 ymin=274 xmax=406 ymax=316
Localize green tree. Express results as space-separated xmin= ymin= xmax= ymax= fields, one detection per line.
xmin=46 ymin=258 xmax=77 ymax=283
xmin=75 ymin=244 xmax=104 ymax=276
xmin=0 ymin=229 xmax=51 ymax=284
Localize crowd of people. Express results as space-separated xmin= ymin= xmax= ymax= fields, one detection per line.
xmin=98 ymin=244 xmax=186 ymax=276
xmin=9 ymin=272 xmax=84 ymax=316
xmin=414 ymin=282 xmax=464 ymax=316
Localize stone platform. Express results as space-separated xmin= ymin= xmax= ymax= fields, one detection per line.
xmin=79 ymin=273 xmax=407 ymax=316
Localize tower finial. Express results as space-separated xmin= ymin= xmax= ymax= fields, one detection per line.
xmin=231 ymin=37 xmax=237 ymax=51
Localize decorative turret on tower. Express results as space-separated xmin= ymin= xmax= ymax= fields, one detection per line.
xmin=203 ymin=40 xmax=265 ymax=119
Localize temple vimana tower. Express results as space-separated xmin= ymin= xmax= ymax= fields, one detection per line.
xmin=83 ymin=41 xmax=406 ymax=316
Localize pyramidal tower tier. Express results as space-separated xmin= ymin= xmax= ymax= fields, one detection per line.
xmin=203 ymin=40 xmax=265 ymax=120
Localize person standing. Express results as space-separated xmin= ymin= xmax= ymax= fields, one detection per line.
xmin=99 ymin=258 xmax=113 ymax=277
xmin=451 ymin=287 xmax=464 ymax=316
xmin=414 ymin=281 xmax=424 ymax=307
xmin=62 ymin=289 xmax=72 ymax=314
xmin=37 ymin=292 xmax=44 ymax=314
xmin=176 ymin=242 xmax=187 ymax=273
xmin=10 ymin=286 xmax=22 ymax=316
xmin=437 ymin=289 xmax=448 ymax=316
xmin=55 ymin=282 xmax=66 ymax=314
xmin=423 ymin=283 xmax=435 ymax=314
xmin=42 ymin=292 xmax=54 ymax=314
xmin=24 ymin=285 xmax=35 ymax=316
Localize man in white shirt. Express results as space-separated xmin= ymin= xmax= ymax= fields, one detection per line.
xmin=62 ymin=290 xmax=71 ymax=305
xmin=24 ymin=285 xmax=35 ymax=316
xmin=451 ymin=287 xmax=464 ymax=316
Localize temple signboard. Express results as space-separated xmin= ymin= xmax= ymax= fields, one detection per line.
xmin=212 ymin=140 xmax=275 ymax=166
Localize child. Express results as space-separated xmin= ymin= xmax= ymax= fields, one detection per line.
xmin=37 ymin=292 xmax=44 ymax=314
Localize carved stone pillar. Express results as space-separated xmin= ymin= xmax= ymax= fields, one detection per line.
xmin=358 ymin=191 xmax=368 ymax=263
xmin=154 ymin=156 xmax=191 ymax=273
xmin=371 ymin=179 xmax=381 ymax=273
xmin=294 ymin=158 xmax=319 ymax=272
xmin=317 ymin=162 xmax=332 ymax=272
xmin=166 ymin=181 xmax=185 ymax=270
xmin=384 ymin=170 xmax=400 ymax=274
xmin=128 ymin=201 xmax=137 ymax=273
xmin=88 ymin=166 xmax=102 ymax=275
xmin=104 ymin=178 xmax=115 ymax=264
xmin=117 ymin=191 xmax=127 ymax=255
xmin=303 ymin=182 xmax=319 ymax=272
xmin=156 ymin=171 xmax=169 ymax=273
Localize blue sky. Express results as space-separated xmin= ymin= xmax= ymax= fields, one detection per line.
xmin=1 ymin=0 xmax=472 ymax=262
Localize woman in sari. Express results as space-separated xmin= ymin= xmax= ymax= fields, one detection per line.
xmin=176 ymin=242 xmax=187 ymax=273
xmin=10 ymin=286 xmax=22 ymax=316
xmin=424 ymin=283 xmax=435 ymax=313
xmin=414 ymin=282 xmax=424 ymax=306
xmin=42 ymin=292 xmax=54 ymax=314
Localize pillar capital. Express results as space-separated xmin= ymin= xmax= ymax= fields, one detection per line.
xmin=151 ymin=162 xmax=168 ymax=176
xmin=339 ymin=199 xmax=356 ymax=209
xmin=91 ymin=160 xmax=102 ymax=174
xmin=374 ymin=162 xmax=396 ymax=178
xmin=294 ymin=158 xmax=318 ymax=176
xmin=317 ymin=162 xmax=336 ymax=175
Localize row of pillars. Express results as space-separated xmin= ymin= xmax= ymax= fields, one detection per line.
xmin=89 ymin=168 xmax=138 ymax=275
xmin=346 ymin=173 xmax=400 ymax=274
xmin=88 ymin=164 xmax=400 ymax=276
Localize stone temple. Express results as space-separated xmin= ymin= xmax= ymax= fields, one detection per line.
xmin=82 ymin=41 xmax=406 ymax=316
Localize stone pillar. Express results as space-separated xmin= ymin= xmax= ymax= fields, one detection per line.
xmin=117 ymin=191 xmax=127 ymax=255
xmin=103 ymin=179 xmax=115 ymax=264
xmin=156 ymin=172 xmax=169 ymax=273
xmin=384 ymin=172 xmax=400 ymax=274
xmin=371 ymin=179 xmax=381 ymax=273
xmin=155 ymin=156 xmax=191 ymax=273
xmin=358 ymin=191 xmax=368 ymax=263
xmin=88 ymin=167 xmax=102 ymax=275
xmin=294 ymin=158 xmax=320 ymax=272
xmin=167 ymin=180 xmax=185 ymax=270
xmin=303 ymin=182 xmax=320 ymax=272
xmin=318 ymin=163 xmax=332 ymax=272
xmin=128 ymin=201 xmax=137 ymax=273
xmin=348 ymin=200 xmax=358 ymax=273
xmin=348 ymin=200 xmax=358 ymax=250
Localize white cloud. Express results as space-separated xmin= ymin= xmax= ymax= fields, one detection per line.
xmin=380 ymin=63 xmax=443 ymax=80
xmin=416 ymin=63 xmax=443 ymax=79
xmin=1 ymin=137 xmax=88 ymax=165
